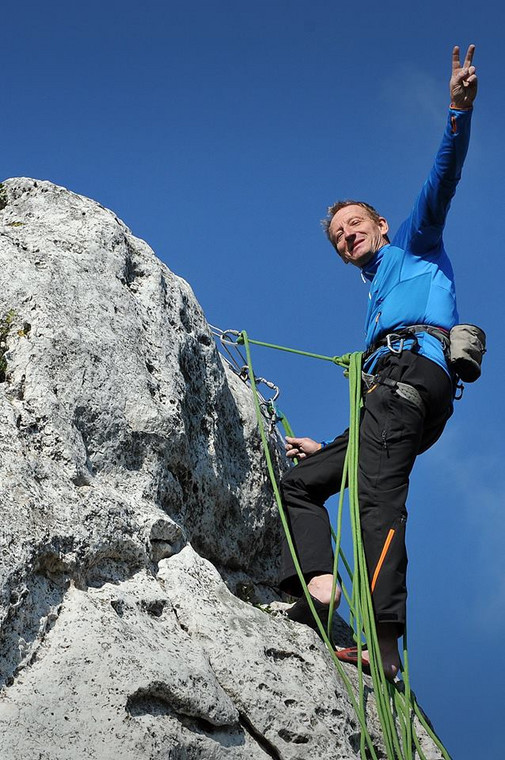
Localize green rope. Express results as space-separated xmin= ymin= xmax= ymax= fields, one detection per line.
xmin=401 ymin=631 xmax=414 ymax=756
xmin=241 ymin=331 xmax=380 ymax=760
xmin=276 ymin=407 xmax=354 ymax=630
xmin=236 ymin=332 xmax=352 ymax=369
xmin=346 ymin=352 xmax=409 ymax=759
xmin=237 ymin=329 xmax=452 ymax=760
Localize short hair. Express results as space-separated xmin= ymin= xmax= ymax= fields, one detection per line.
xmin=322 ymin=199 xmax=390 ymax=248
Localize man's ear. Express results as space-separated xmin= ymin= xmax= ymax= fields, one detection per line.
xmin=378 ymin=217 xmax=389 ymax=237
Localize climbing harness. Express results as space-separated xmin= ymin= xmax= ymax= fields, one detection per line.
xmin=363 ymin=324 xmax=451 ymax=363
xmin=212 ymin=326 xmax=452 ymax=760
xmin=363 ymin=323 xmax=486 ymax=384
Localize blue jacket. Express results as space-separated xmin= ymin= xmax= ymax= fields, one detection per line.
xmin=362 ymin=108 xmax=472 ymax=375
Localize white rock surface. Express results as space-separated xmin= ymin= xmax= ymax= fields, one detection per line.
xmin=0 ymin=178 xmax=445 ymax=759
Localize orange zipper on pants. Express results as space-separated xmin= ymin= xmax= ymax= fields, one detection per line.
xmin=371 ymin=528 xmax=396 ymax=593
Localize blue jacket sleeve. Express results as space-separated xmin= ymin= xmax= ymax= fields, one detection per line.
xmin=392 ymin=108 xmax=472 ymax=255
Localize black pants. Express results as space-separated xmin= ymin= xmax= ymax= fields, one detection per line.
xmin=279 ymin=351 xmax=454 ymax=632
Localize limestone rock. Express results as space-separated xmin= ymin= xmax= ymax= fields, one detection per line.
xmin=0 ymin=179 xmax=445 ymax=759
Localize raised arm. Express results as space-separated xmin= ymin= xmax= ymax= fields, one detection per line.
xmin=393 ymin=45 xmax=478 ymax=255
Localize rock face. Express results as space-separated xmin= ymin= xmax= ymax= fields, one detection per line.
xmin=0 ymin=179 xmax=444 ymax=759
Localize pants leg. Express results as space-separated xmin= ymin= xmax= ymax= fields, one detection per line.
xmin=279 ymin=431 xmax=349 ymax=596
xmin=357 ymin=374 xmax=423 ymax=630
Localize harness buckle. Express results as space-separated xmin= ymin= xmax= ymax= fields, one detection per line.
xmin=385 ymin=333 xmax=404 ymax=355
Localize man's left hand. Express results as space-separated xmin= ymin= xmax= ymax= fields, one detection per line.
xmin=450 ymin=44 xmax=478 ymax=109
xmin=285 ymin=436 xmax=321 ymax=460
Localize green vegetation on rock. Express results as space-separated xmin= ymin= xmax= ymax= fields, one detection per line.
xmin=0 ymin=183 xmax=8 ymax=211
xmin=0 ymin=309 xmax=16 ymax=382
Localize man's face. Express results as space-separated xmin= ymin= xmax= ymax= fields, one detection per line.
xmin=328 ymin=204 xmax=389 ymax=267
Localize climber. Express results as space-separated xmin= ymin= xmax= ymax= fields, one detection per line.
xmin=280 ymin=45 xmax=478 ymax=681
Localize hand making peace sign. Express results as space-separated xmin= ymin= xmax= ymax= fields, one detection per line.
xmin=450 ymin=44 xmax=478 ymax=110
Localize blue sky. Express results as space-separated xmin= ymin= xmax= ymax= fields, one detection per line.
xmin=2 ymin=2 xmax=503 ymax=757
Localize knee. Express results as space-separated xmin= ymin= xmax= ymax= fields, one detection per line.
xmin=280 ymin=459 xmax=302 ymax=488
xmin=280 ymin=466 xmax=307 ymax=497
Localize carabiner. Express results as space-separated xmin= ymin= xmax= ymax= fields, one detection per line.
xmin=220 ymin=329 xmax=242 ymax=346
xmin=386 ymin=333 xmax=404 ymax=355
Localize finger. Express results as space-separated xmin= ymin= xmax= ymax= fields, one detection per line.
xmin=456 ymin=68 xmax=477 ymax=88
xmin=458 ymin=63 xmax=476 ymax=83
xmin=455 ymin=64 xmax=475 ymax=84
xmin=452 ymin=45 xmax=461 ymax=72
xmin=463 ymin=43 xmax=475 ymax=68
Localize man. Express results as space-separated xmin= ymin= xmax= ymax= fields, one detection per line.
xmin=279 ymin=45 xmax=478 ymax=681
